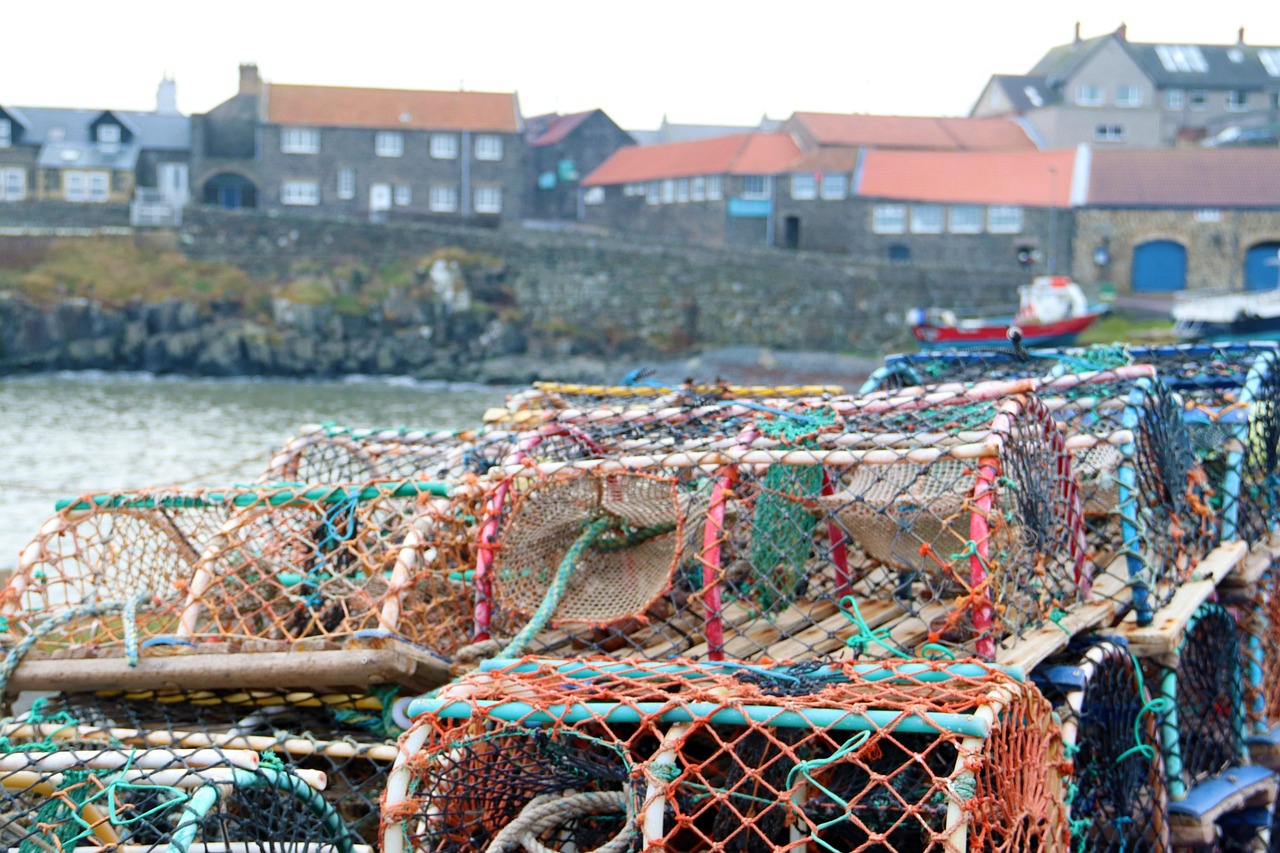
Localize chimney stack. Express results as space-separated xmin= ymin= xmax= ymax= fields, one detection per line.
xmin=1238 ymin=27 xmax=1246 ymax=45
xmin=1074 ymin=22 xmax=1081 ymax=43
xmin=238 ymin=63 xmax=261 ymax=97
xmin=1115 ymin=23 xmax=1127 ymax=42
xmin=155 ymin=76 xmax=178 ymax=115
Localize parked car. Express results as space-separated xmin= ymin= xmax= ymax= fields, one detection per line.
xmin=1202 ymin=125 xmax=1279 ymax=148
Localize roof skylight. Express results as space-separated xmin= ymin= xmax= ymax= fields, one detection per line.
xmin=1261 ymin=49 xmax=1280 ymax=77
xmin=1156 ymin=45 xmax=1209 ymax=73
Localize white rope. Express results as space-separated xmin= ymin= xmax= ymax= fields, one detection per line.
xmin=484 ymin=790 xmax=633 ymax=853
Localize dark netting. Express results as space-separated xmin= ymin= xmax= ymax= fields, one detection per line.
xmin=1171 ymin=603 xmax=1246 ymax=789
xmin=1034 ymin=641 xmax=1169 ymax=852
xmin=383 ymin=658 xmax=1067 ymax=853
xmin=867 ymin=349 xmax=1064 ymax=390
xmin=263 ymin=423 xmax=517 ymax=485
xmin=20 ymin=689 xmax=396 ymax=844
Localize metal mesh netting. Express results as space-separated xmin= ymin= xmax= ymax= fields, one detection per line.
xmin=0 ymin=699 xmax=358 ymax=853
xmin=382 ymin=658 xmax=1068 ymax=853
xmin=1033 ymin=641 xmax=1170 ymax=852
xmin=1 ymin=482 xmax=449 ymax=679
xmin=263 ymin=424 xmax=517 ymax=485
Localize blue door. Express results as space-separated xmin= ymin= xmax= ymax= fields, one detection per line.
xmin=219 ymin=187 xmax=242 ymax=209
xmin=1131 ymin=240 xmax=1187 ymax=293
xmin=1245 ymin=242 xmax=1280 ymax=292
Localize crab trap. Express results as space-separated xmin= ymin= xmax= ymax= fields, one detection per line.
xmin=0 ymin=481 xmax=456 ymax=695
xmin=0 ymin=725 xmax=360 ymax=853
xmin=467 ymin=389 xmax=1089 ymax=666
xmin=382 ymin=657 xmax=1068 ymax=853
xmin=262 ymin=424 xmax=516 ymax=486
xmin=1032 ymin=640 xmax=1170 ymax=852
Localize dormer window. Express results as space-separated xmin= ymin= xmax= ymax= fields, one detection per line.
xmin=0 ymin=119 xmax=10 ymax=149
xmin=97 ymin=124 xmax=121 ymax=151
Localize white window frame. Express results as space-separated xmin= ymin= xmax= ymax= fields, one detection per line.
xmin=910 ymin=204 xmax=944 ymax=234
xmin=1163 ymin=89 xmax=1185 ymax=110
xmin=474 ymin=186 xmax=502 ymax=213
xmin=820 ymin=174 xmax=847 ymax=200
xmin=375 ymin=132 xmax=404 ymax=158
xmin=474 ymin=134 xmax=503 ymax=161
xmin=430 ymin=134 xmax=459 ymax=159
xmin=623 ymin=182 xmax=645 ymax=197
xmin=740 ymin=175 xmax=770 ymax=200
xmin=1226 ymin=90 xmax=1250 ymax=111
xmin=987 ymin=205 xmax=1023 ymax=234
xmin=691 ymin=176 xmax=706 ymax=201
xmin=1189 ymin=90 xmax=1209 ymax=110
xmin=646 ymin=181 xmax=661 ymax=204
xmin=706 ymin=175 xmax=723 ymax=200
xmin=791 ymin=173 xmax=817 ymax=200
xmin=96 ymin=123 xmax=121 ymax=148
xmin=63 ymin=170 xmax=109 ymax=202
xmin=661 ymin=179 xmax=675 ymax=204
xmin=582 ymin=187 xmax=605 ymax=206
xmin=0 ymin=118 xmax=10 ymax=148
xmin=0 ymin=167 xmax=25 ymax=201
xmin=394 ymin=184 xmax=411 ymax=206
xmin=1094 ymin=124 xmax=1126 ymax=142
xmin=88 ymin=172 xmax=108 ymax=201
xmin=872 ymin=204 xmax=906 ymax=234
xmin=280 ymin=128 xmax=320 ymax=154
xmin=1115 ymin=85 xmax=1143 ymax=107
xmin=337 ymin=168 xmax=355 ymax=200
xmin=280 ymin=179 xmax=320 ymax=206
xmin=1076 ymin=84 xmax=1104 ymax=106
xmin=948 ymin=205 xmax=983 ymax=234
xmin=429 ymin=185 xmax=459 ymax=212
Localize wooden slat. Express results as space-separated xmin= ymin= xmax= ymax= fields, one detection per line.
xmin=1226 ymin=533 xmax=1280 ymax=586
xmin=997 ymin=568 xmax=1131 ymax=671
xmin=1114 ymin=540 xmax=1248 ymax=659
xmin=761 ymin=599 xmax=903 ymax=662
xmin=1168 ymin=772 xmax=1276 ymax=847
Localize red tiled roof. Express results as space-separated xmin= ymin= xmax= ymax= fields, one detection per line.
xmin=528 ymin=111 xmax=594 ymax=147
xmin=583 ymin=133 xmax=801 ymax=185
xmin=1086 ymin=148 xmax=1280 ymax=207
xmin=857 ymin=149 xmax=1077 ymax=205
xmin=787 ymin=147 xmax=861 ymax=174
xmin=790 ymin=112 xmax=1036 ymax=151
xmin=265 ymin=84 xmax=520 ymax=132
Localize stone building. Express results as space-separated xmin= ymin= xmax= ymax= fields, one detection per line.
xmin=524 ymin=110 xmax=634 ymax=220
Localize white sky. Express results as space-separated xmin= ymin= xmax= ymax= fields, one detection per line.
xmin=4 ymin=0 xmax=1279 ymax=130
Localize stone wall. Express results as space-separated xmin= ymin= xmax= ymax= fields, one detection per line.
xmin=0 ymin=201 xmax=131 ymax=230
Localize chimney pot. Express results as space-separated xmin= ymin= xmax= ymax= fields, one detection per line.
xmin=238 ymin=63 xmax=261 ymax=97
xmin=1115 ymin=22 xmax=1127 ymax=42
xmin=1238 ymin=27 xmax=1246 ymax=45
xmin=1074 ymin=22 xmax=1081 ymax=43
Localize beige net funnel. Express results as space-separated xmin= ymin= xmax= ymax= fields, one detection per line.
xmin=491 ymin=473 xmax=705 ymax=625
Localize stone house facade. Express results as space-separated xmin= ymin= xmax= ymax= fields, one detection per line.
xmin=525 ymin=110 xmax=634 ymax=220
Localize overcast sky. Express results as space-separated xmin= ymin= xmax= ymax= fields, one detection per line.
xmin=4 ymin=1 xmax=1279 ymax=130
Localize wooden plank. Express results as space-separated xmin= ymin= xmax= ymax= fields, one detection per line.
xmin=1226 ymin=533 xmax=1280 ymax=586
xmin=1168 ymin=772 xmax=1276 ymax=848
xmin=997 ymin=569 xmax=1130 ymax=671
xmin=1114 ymin=540 xmax=1248 ymax=660
xmin=5 ymin=649 xmax=419 ymax=694
xmin=760 ymin=599 xmax=902 ymax=662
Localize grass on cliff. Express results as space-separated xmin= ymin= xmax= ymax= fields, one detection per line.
xmin=0 ymin=238 xmax=259 ymax=309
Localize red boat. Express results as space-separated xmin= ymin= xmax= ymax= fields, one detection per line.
xmin=908 ymin=277 xmax=1107 ymax=351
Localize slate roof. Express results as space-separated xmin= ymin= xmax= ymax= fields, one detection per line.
xmin=1085 ymin=148 xmax=1280 ymax=207
xmin=857 ymin=149 xmax=1078 ymax=206
xmin=1126 ymin=42 xmax=1280 ymax=89
xmin=264 ymin=84 xmax=521 ymax=133
xmin=583 ymin=132 xmax=802 ymax=185
xmin=36 ymin=140 xmax=140 ymax=171
xmin=1029 ymin=34 xmax=1113 ymax=84
xmin=788 ymin=112 xmax=1036 ymax=151
xmin=0 ymin=106 xmax=189 ymax=149
xmin=985 ymin=75 xmax=1055 ymax=112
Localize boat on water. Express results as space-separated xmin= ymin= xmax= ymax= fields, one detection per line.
xmin=1172 ymin=286 xmax=1280 ymax=341
xmin=908 ymin=275 xmax=1106 ymax=351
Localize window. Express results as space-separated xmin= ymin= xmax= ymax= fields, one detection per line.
xmin=1164 ymin=89 xmax=1185 ymax=110
xmin=1226 ymin=90 xmax=1249 ymax=111
xmin=89 ymin=172 xmax=108 ymax=200
xmin=949 ymin=205 xmax=983 ymax=234
xmin=430 ymin=134 xmax=458 ymax=159
xmin=910 ymin=204 xmax=943 ymax=233
xmin=1094 ymin=124 xmax=1126 ymax=142
xmin=394 ymin=184 xmax=411 ymax=206
xmin=1155 ymin=45 xmax=1208 ymax=73
xmin=0 ymin=168 xmax=25 ymax=201
xmin=1115 ymin=85 xmax=1143 ymax=107
xmin=1190 ymin=90 xmax=1208 ymax=110
xmin=623 ymin=182 xmax=645 ymax=197
xmin=1076 ymin=84 xmax=1103 ymax=106
xmin=375 ymin=132 xmax=404 ymax=157
xmin=872 ymin=204 xmax=906 ymax=234
xmin=820 ymin=174 xmax=847 ymax=200
xmin=97 ymin=124 xmax=121 ymax=148
xmin=691 ymin=176 xmax=706 ymax=201
xmin=582 ymin=187 xmax=605 ymax=205
xmin=888 ymin=245 xmax=911 ymax=263
xmin=987 ymin=205 xmax=1023 ymax=234
xmin=791 ymin=173 xmax=816 ymax=200
xmin=429 ymin=185 xmax=458 ymax=212
xmin=676 ymin=178 xmax=689 ymax=202
xmin=661 ymin=179 xmax=675 ymax=203
xmin=741 ymin=176 xmax=769 ymax=199
xmin=474 ymin=135 xmax=503 ymax=161
xmin=64 ymin=170 xmax=109 ymax=202
xmin=474 ymin=186 xmax=502 ymax=213
xmin=0 ymin=119 xmax=10 ymax=148
xmin=280 ymin=128 xmax=320 ymax=154
xmin=646 ymin=181 xmax=660 ymax=204
xmin=337 ymin=168 xmax=355 ymax=200
xmin=706 ymin=176 xmax=723 ymax=200
xmin=280 ymin=179 xmax=320 ymax=205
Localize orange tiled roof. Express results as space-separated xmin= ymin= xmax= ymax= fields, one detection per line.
xmin=265 ymin=84 xmax=520 ymax=132
xmin=790 ymin=112 xmax=1036 ymax=151
xmin=787 ymin=147 xmax=861 ymax=174
xmin=583 ymin=132 xmax=801 ymax=185
xmin=857 ymin=149 xmax=1077 ymax=205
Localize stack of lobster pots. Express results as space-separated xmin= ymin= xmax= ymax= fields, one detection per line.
xmin=3 ymin=343 xmax=1280 ymax=853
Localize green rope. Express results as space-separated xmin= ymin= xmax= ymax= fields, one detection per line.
xmin=839 ymin=596 xmax=912 ymax=660
xmin=784 ymin=731 xmax=873 ymax=853
xmin=19 ymin=769 xmax=97 ymax=853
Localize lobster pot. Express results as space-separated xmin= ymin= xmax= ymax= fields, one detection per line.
xmin=263 ymin=424 xmax=516 ymax=485
xmin=1233 ymin=557 xmax=1280 ymax=737
xmin=1034 ymin=641 xmax=1170 ymax=852
xmin=382 ymin=657 xmax=1068 ymax=853
xmin=512 ymin=380 xmax=844 ymax=412
xmin=0 ymin=481 xmax=452 ymax=693
xmin=862 ymin=348 xmax=1066 ymax=392
xmin=475 ymin=465 xmax=715 ymax=662
xmin=0 ymin=745 xmax=354 ymax=853
xmin=9 ymin=689 xmax=398 ymax=844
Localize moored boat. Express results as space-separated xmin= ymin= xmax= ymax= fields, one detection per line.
xmin=1173 ymin=285 xmax=1280 ymax=341
xmin=909 ymin=275 xmax=1106 ymax=350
